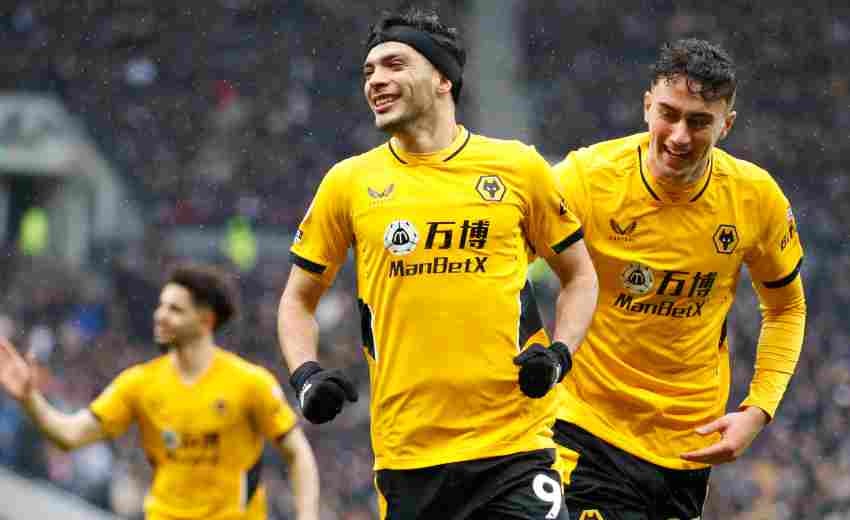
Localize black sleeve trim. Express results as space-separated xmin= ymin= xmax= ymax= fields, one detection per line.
xmin=289 ymin=251 xmax=327 ymax=274
xmin=762 ymin=257 xmax=802 ymax=289
xmin=552 ymin=228 xmax=584 ymax=254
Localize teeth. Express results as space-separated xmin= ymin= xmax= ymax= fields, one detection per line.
xmin=374 ymin=95 xmax=396 ymax=107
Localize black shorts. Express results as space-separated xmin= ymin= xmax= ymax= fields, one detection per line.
xmin=375 ymin=449 xmax=569 ymax=520
xmin=554 ymin=421 xmax=710 ymax=520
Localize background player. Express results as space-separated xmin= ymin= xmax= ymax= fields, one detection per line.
xmin=0 ymin=264 xmax=320 ymax=520
xmin=552 ymin=39 xmax=806 ymax=520
xmin=278 ymin=8 xmax=598 ymax=520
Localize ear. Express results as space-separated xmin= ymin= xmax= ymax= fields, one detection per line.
xmin=643 ymin=91 xmax=653 ymax=125
xmin=198 ymin=308 xmax=217 ymax=332
xmin=719 ymin=109 xmax=737 ymax=141
xmin=435 ymin=71 xmax=453 ymax=97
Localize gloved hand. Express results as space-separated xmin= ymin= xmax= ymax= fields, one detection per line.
xmin=289 ymin=361 xmax=358 ymax=424
xmin=513 ymin=341 xmax=572 ymax=398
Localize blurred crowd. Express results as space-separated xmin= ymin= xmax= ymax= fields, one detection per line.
xmin=0 ymin=1 xmax=848 ymax=519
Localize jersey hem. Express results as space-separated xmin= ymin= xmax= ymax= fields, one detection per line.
xmin=373 ymin=438 xmax=556 ymax=471
xmin=556 ymin=415 xmax=711 ymax=471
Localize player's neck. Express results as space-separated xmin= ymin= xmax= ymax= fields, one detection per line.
xmin=649 ymin=154 xmax=710 ymax=189
xmin=171 ymin=336 xmax=216 ymax=384
xmin=391 ymin=107 xmax=458 ymax=154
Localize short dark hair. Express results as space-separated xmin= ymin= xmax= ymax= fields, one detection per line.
xmin=367 ymin=7 xmax=466 ymax=101
xmin=650 ymin=38 xmax=737 ymax=106
xmin=167 ymin=264 xmax=237 ymax=331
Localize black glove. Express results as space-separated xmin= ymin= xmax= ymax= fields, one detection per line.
xmin=289 ymin=361 xmax=358 ymax=424
xmin=513 ymin=341 xmax=572 ymax=398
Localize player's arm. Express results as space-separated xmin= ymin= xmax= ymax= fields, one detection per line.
xmin=515 ymin=239 xmax=599 ymax=399
xmin=514 ymin=147 xmax=599 ymax=398
xmin=743 ymin=272 xmax=806 ymax=419
xmin=278 ymin=266 xmax=358 ymax=424
xmin=683 ymin=182 xmax=806 ymax=465
xmin=546 ymin=239 xmax=599 ymax=355
xmin=682 ymin=272 xmax=806 ymax=464
xmin=0 ymin=338 xmax=106 ymax=451
xmin=278 ymin=266 xmax=326 ymax=372
xmin=279 ymin=164 xmax=358 ymax=423
xmin=275 ymin=426 xmax=320 ymax=520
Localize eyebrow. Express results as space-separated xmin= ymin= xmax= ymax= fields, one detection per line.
xmin=363 ymin=52 xmax=404 ymax=68
xmin=658 ymin=102 xmax=714 ymax=119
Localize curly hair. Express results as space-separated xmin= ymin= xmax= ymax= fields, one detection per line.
xmin=651 ymin=38 xmax=737 ymax=106
xmin=167 ymin=264 xmax=238 ymax=331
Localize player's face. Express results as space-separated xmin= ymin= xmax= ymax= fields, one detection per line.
xmin=153 ymin=283 xmax=207 ymax=348
xmin=643 ymin=74 xmax=736 ymax=183
xmin=363 ymin=41 xmax=441 ymax=132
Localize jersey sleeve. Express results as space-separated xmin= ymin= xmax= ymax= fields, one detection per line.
xmin=289 ymin=163 xmax=354 ymax=286
xmin=523 ymin=147 xmax=584 ymax=258
xmin=744 ymin=176 xmax=804 ymax=286
xmin=251 ymin=368 xmax=298 ymax=441
xmin=89 ymin=365 xmax=142 ymax=438
xmin=552 ymin=149 xmax=592 ymax=225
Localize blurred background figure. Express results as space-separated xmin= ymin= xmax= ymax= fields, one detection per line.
xmin=0 ymin=1 xmax=846 ymax=518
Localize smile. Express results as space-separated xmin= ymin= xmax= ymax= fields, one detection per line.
xmin=372 ymin=94 xmax=398 ymax=112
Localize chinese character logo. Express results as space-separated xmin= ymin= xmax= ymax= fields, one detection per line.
xmin=476 ymin=175 xmax=506 ymax=202
xmin=424 ymin=219 xmax=491 ymax=249
xmin=368 ymin=184 xmax=394 ymax=199
xmin=713 ymin=224 xmax=739 ymax=254
xmin=383 ymin=220 xmax=419 ymax=256
xmin=609 ymin=219 xmax=637 ymax=236
xmin=621 ymin=262 xmax=654 ymax=295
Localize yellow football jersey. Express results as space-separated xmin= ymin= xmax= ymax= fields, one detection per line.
xmin=90 ymin=347 xmax=297 ymax=520
xmin=290 ymin=126 xmax=583 ymax=470
xmin=553 ymin=133 xmax=803 ymax=470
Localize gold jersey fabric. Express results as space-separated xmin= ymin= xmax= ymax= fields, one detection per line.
xmin=90 ymin=347 xmax=297 ymax=519
xmin=553 ymin=133 xmax=804 ymax=470
xmin=290 ymin=126 xmax=583 ymax=470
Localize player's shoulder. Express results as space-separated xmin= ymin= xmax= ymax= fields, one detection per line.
xmin=340 ymin=140 xmax=399 ymax=169
xmin=321 ymin=141 xmax=397 ymax=184
xmin=215 ymin=348 xmax=279 ymax=386
xmin=572 ymin=132 xmax=644 ymax=171
xmin=467 ymin=132 xmax=541 ymax=160
xmin=127 ymin=354 xmax=169 ymax=377
xmin=554 ymin=133 xmax=644 ymax=186
xmin=712 ymin=146 xmax=783 ymax=194
xmin=108 ymin=355 xmax=168 ymax=389
xmin=465 ymin=132 xmax=551 ymax=185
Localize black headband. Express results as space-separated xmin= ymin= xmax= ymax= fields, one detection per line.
xmin=366 ymin=26 xmax=463 ymax=90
